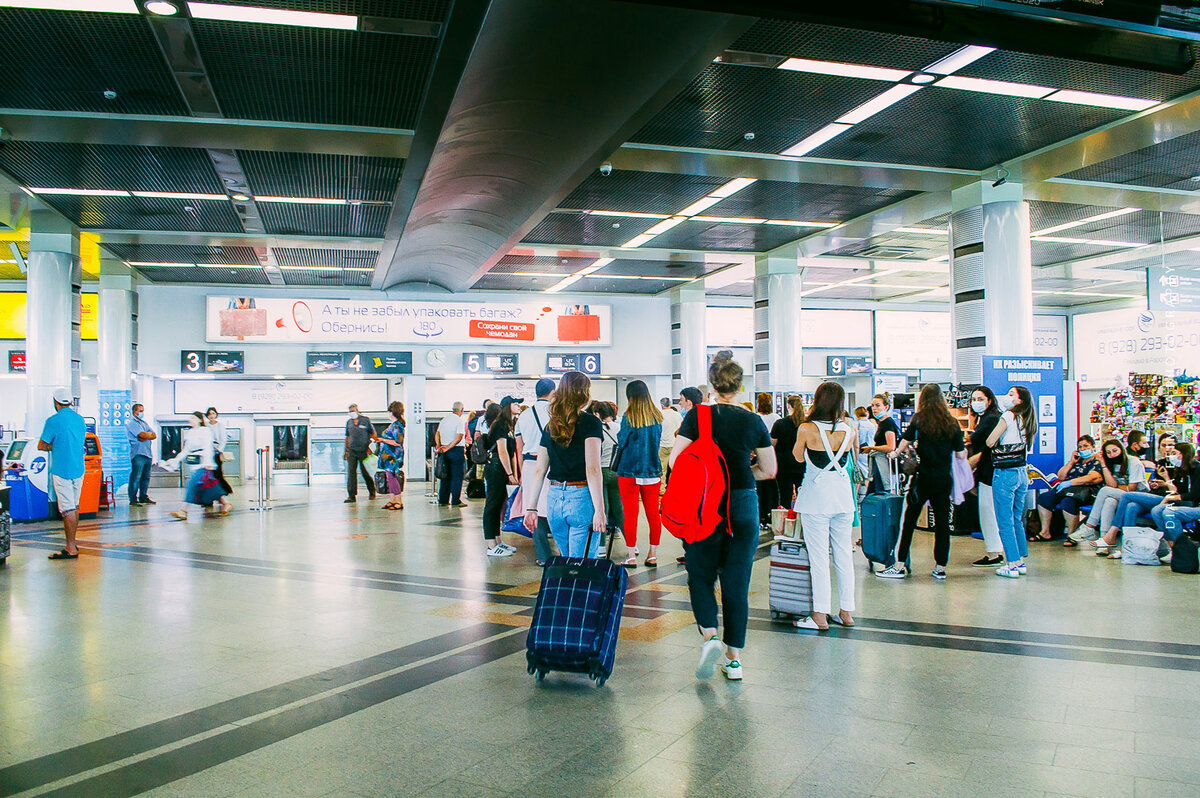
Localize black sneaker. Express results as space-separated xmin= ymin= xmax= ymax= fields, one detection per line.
xmin=344 ymin=497 xmax=356 ymax=504
xmin=972 ymin=555 xmax=1003 ymax=567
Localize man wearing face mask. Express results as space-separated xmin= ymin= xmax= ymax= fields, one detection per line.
xmin=1032 ymin=435 xmax=1103 ymax=541
xmin=344 ymin=403 xmax=377 ymax=504
xmin=126 ymin=403 xmax=157 ymax=506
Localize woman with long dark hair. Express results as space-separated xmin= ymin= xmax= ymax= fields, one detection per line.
xmin=522 ymin=372 xmax=606 ymax=558
xmin=164 ymin=411 xmax=223 ymax=521
xmin=986 ymin=386 xmax=1038 ymax=577
xmin=615 ymin=380 xmax=664 ymax=567
xmin=377 ymin=401 xmax=406 ymax=510
xmin=771 ymin=395 xmax=806 ymax=508
xmin=878 ymin=384 xmax=966 ymax=580
xmin=793 ymin=382 xmax=857 ymax=630
xmin=968 ymin=387 xmax=1004 ymax=567
xmin=482 ymin=401 xmax=519 ymax=557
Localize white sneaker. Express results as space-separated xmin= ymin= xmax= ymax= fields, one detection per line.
xmin=499 ymin=542 xmax=517 ymax=553
xmin=995 ymin=564 xmax=1022 ymax=578
xmin=720 ymin=658 xmax=743 ymax=681
xmin=875 ymin=564 xmax=907 ymax=579
xmin=486 ymin=544 xmax=513 ymax=557
xmin=695 ymin=636 xmax=723 ymax=679
xmin=1017 ymin=562 xmax=1027 ymax=575
xmin=1070 ymin=526 xmax=1098 ymax=542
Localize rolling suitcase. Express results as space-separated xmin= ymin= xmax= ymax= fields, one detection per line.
xmin=769 ymin=538 xmax=812 ymax=621
xmin=526 ymin=529 xmax=627 ymax=686
xmin=0 ymin=510 xmax=9 ymax=567
xmin=860 ymin=459 xmax=907 ymax=572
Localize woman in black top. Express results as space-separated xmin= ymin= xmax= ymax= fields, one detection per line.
xmin=482 ymin=401 xmax=519 ymax=558
xmin=771 ymin=395 xmax=806 ymax=508
xmin=863 ymin=393 xmax=900 ymax=493
xmin=968 ymin=386 xmax=1004 ymax=567
xmin=672 ymin=356 xmax=776 ymax=683
xmin=877 ymin=384 xmax=966 ymax=580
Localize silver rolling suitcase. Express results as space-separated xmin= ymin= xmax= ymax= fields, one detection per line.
xmin=769 ymin=538 xmax=813 ymax=620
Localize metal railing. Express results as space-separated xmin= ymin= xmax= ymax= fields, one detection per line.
xmin=252 ymin=447 xmax=272 ymax=512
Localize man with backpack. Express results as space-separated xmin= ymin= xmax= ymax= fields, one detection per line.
xmin=516 ymin=378 xmax=556 ymax=564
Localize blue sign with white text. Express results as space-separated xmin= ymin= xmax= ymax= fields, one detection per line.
xmin=982 ymin=356 xmax=1064 ymax=489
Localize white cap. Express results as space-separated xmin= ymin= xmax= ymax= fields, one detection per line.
xmin=51 ymin=387 xmax=72 ymax=406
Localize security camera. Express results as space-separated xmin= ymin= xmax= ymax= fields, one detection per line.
xmin=992 ymin=166 xmax=1010 ymax=188
xmin=599 ymin=162 xmax=613 ymax=177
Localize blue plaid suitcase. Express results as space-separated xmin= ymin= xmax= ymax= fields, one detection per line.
xmin=526 ymin=534 xmax=628 ymax=687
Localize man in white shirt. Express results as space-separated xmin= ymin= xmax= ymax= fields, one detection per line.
xmin=515 ymin=378 xmax=555 ymax=563
xmin=435 ymin=402 xmax=468 ymax=506
xmin=659 ymin=397 xmax=682 ymax=494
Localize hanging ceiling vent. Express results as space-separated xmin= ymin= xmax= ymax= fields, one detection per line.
xmin=859 ymin=245 xmax=921 ymax=259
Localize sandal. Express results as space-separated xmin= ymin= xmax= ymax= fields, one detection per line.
xmin=48 ymin=549 xmax=78 ymax=560
xmin=644 ymin=557 xmax=657 ymax=568
xmin=831 ymin=612 xmax=855 ymax=628
xmin=1062 ymin=539 xmax=1077 ymax=548
xmin=621 ymin=556 xmax=638 ymax=568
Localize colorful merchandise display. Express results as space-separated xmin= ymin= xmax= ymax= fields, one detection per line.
xmin=1090 ymin=373 xmax=1200 ymax=445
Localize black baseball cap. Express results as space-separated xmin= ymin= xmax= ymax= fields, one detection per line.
xmin=499 ymin=395 xmax=522 ymax=408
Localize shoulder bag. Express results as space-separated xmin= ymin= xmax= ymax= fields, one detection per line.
xmin=991 ymin=416 xmax=1027 ymax=470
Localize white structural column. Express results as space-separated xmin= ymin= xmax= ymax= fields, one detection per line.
xmin=98 ymin=259 xmax=138 ymax=489
xmin=25 ymin=211 xmax=81 ymax=436
xmin=949 ymin=181 xmax=1034 ymax=385
xmin=753 ymin=249 xmax=803 ymax=391
xmin=670 ymin=283 xmax=707 ymax=396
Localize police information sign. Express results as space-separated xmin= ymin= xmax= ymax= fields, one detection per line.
xmin=982 ymin=356 xmax=1064 ymax=487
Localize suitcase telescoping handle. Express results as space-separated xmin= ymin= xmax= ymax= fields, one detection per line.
xmin=889 ymin=454 xmax=902 ymax=496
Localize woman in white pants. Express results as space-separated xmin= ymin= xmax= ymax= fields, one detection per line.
xmin=793 ymin=382 xmax=858 ymax=630
xmin=968 ymin=388 xmax=1004 ymax=567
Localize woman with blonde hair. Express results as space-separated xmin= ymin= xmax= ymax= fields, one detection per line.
xmin=522 ymin=372 xmax=606 ymax=558
xmin=615 ymin=379 xmax=664 ymax=567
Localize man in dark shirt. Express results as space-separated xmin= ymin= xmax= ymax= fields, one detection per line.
xmin=344 ymin=403 xmax=377 ymax=503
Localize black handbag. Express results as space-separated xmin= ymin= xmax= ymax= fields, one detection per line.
xmin=435 ymin=454 xmax=449 ymax=481
xmin=992 ymin=418 xmax=1027 ymax=469
xmin=1171 ymin=532 xmax=1199 ymax=574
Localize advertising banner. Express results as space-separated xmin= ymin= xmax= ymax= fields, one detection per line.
xmin=206 ymin=296 xmax=611 ymax=347
xmin=98 ymin=389 xmax=132 ymax=490
xmin=874 ymin=311 xmax=953 ymax=369
xmin=0 ymin=293 xmax=98 ymax=340
xmin=1073 ymin=308 xmax=1200 ymax=388
xmin=982 ymin=356 xmax=1064 ymax=488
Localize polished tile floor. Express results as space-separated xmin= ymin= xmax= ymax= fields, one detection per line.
xmin=2 ymin=482 xmax=1199 ymax=797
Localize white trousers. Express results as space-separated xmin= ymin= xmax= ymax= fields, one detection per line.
xmin=978 ymin=482 xmax=1002 ymax=554
xmin=800 ymin=511 xmax=855 ymax=614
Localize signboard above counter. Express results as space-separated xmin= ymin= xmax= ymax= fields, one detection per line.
xmin=306 ymin=351 xmax=412 ymax=374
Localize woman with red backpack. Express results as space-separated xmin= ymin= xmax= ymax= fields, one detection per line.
xmin=670 ymin=356 xmax=776 ymax=682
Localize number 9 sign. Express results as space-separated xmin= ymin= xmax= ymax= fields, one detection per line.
xmin=827 ymin=356 xmax=844 ymax=376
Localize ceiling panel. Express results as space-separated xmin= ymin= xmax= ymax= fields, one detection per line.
xmin=630 ymin=65 xmax=892 ymax=155
xmin=523 ymin=212 xmax=660 ymax=247
xmin=573 ymin=276 xmax=676 ymax=294
xmin=810 ymin=89 xmax=1124 ymax=170
xmin=709 ymin=282 xmax=754 ymax=297
xmin=648 ymin=220 xmax=820 ymax=252
xmin=958 ymin=50 xmax=1200 ymax=104
xmin=212 ymin=0 xmax=450 ymax=17
xmin=594 ymin=259 xmax=714 ymax=279
xmin=731 ymin=19 xmax=961 ymax=70
xmin=258 ymin=202 xmax=390 ymax=237
xmin=193 ymin=22 xmax=438 ymax=128
xmin=273 ymin=248 xmax=379 ymax=268
xmin=104 ymin=243 xmax=260 ymax=264
xmin=471 ymin=273 xmax=564 ymax=292
xmin=815 ymin=285 xmax=926 ymax=301
xmin=1032 ymin=240 xmax=1130 ymax=267
xmin=0 ymin=9 xmax=185 ymax=116
xmin=280 ymin=268 xmax=372 ymax=286
xmin=137 ymin=266 xmax=269 ymax=284
xmin=490 ymin=254 xmax=592 ymax=274
xmin=38 ymin=196 xmax=244 ymax=232
xmin=559 ymin=171 xmax=728 ymax=215
xmin=0 ymin=142 xmax=224 ymax=193
xmin=238 ymin=151 xmax=404 ymax=202
xmin=1061 ymin=129 xmax=1200 ymax=189
xmin=708 ymin=180 xmax=917 ymax=223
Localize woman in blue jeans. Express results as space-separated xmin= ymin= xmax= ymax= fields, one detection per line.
xmin=522 ymin=371 xmax=606 ymax=558
xmin=1095 ymin=441 xmax=1194 ymax=554
xmin=672 ymin=355 xmax=776 ymax=682
xmin=986 ymin=386 xmax=1038 ymax=578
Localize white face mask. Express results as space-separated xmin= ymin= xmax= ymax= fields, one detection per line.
xmin=970 ymin=399 xmax=987 ymax=414
xmin=997 ymin=395 xmax=1014 ymax=411
xmin=349 ymin=411 xmax=359 ymax=420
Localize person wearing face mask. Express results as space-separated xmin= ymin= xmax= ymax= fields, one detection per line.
xmin=162 ymin=411 xmax=223 ymax=521
xmin=861 ymin=393 xmax=899 ymax=493
xmin=1068 ymin=438 xmax=1145 ymax=546
xmin=985 ymin=386 xmax=1038 ymax=578
xmin=967 ymin=387 xmax=1004 ymax=567
xmin=344 ymin=403 xmax=377 ymax=504
xmin=205 ymin=407 xmax=233 ymax=514
xmin=1161 ymin=442 xmax=1200 ymax=563
xmin=126 ymin=403 xmax=158 ymax=506
xmin=1093 ymin=436 xmax=1186 ymax=555
xmin=1032 ymin=435 xmax=1103 ymax=541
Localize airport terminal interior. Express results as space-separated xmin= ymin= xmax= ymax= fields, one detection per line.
xmin=3 ymin=0 xmax=1200 ymax=796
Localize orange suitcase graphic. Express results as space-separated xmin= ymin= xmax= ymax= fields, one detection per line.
xmin=557 ymin=314 xmax=600 ymax=342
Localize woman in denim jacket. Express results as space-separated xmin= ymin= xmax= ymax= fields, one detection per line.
xmin=616 ymin=380 xmax=663 ymax=568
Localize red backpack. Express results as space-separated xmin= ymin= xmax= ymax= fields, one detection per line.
xmin=660 ymin=404 xmax=730 ymax=544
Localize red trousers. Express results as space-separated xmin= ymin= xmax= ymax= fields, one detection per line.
xmin=619 ymin=477 xmax=661 ymax=548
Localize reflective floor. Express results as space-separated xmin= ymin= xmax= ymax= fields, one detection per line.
xmin=2 ymin=483 xmax=1199 ymax=797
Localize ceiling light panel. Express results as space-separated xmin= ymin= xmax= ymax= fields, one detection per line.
xmin=933 ymin=75 xmax=1052 ymax=98
xmin=621 ymin=233 xmax=657 ymax=248
xmin=782 ymin=122 xmax=852 ymax=157
xmin=585 ymin=210 xmax=670 ymax=219
xmin=131 ymin=191 xmax=228 ymax=201
xmin=0 ymin=0 xmax=137 ymax=11
xmin=924 ymin=45 xmax=996 ymax=75
xmin=691 ymin=216 xmax=767 ymax=224
xmin=895 ymin=227 xmax=948 ymax=235
xmin=678 ymin=196 xmax=723 ymax=217
xmin=764 ymin=220 xmax=838 ymax=228
xmin=1031 ymin=235 xmax=1145 ymax=247
xmin=1045 ymin=90 xmax=1157 ymax=112
xmin=836 ymin=85 xmax=923 ymax=124
xmin=186 ymin=2 xmax=357 ymax=30
xmin=29 ymin=187 xmax=130 ymax=196
xmin=254 ymin=196 xmax=347 ymax=204
xmin=643 ymin=216 xmax=687 ymax=236
xmin=777 ymin=57 xmax=911 ymax=82
xmin=709 ymin=178 xmax=757 ymax=198
xmin=1032 ymin=207 xmax=1140 ymax=236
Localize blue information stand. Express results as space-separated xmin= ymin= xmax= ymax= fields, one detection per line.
xmin=982 ymin=356 xmax=1064 ymax=489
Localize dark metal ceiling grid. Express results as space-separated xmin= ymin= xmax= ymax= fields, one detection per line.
xmin=490 ymin=255 xmax=593 ymax=274
xmin=1067 ymin=209 xmax=1200 ymax=243
xmin=257 ymin=203 xmax=390 ymax=237
xmin=471 ymin=273 xmax=564 ymax=292
xmin=594 ymin=259 xmax=713 ymax=279
xmin=559 ymin=171 xmax=728 ymax=215
xmin=193 ymin=22 xmax=438 ymax=128
xmin=137 ymin=266 xmax=268 ymax=284
xmin=281 ymin=268 xmax=362 ymax=286
xmin=272 ymin=248 xmax=379 ymax=268
xmin=709 ymin=282 xmax=753 ymax=297
xmin=707 ymin=180 xmax=917 ymax=223
xmin=818 ymin=285 xmax=919 ymax=301
xmin=630 ymin=66 xmax=890 ymax=155
xmin=212 ymin=0 xmax=450 ymax=18
xmin=958 ymin=50 xmax=1200 ymax=104
xmin=575 ymin=276 xmax=674 ymax=295
xmin=1062 ymin=129 xmax=1200 ymax=189
xmin=237 ymin=151 xmax=405 ymax=202
xmin=731 ymin=19 xmax=960 ymax=70
xmin=1033 ymin=293 xmax=1107 ymax=307
xmin=0 ymin=142 xmax=224 ymax=194
xmin=104 ymin=243 xmax=260 ymax=264
xmin=0 ymin=10 xmax=186 ymax=116
xmin=648 ymin=220 xmax=806 ymax=252
xmin=1028 ymin=200 xmax=1117 ymax=231
xmin=1032 ymin=240 xmax=1129 ymax=267
xmin=40 ymin=196 xmax=245 ymax=233
xmin=1114 ymin=250 xmax=1200 ymax=271
xmin=522 ymin=212 xmax=660 ymax=248
xmin=811 ymin=90 xmax=1124 ymax=170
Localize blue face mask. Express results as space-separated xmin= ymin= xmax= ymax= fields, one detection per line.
xmin=873 ymin=409 xmax=888 ymax=420
xmin=1080 ymin=449 xmax=1095 ymax=459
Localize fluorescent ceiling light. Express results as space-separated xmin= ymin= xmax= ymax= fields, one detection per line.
xmin=643 ymin=216 xmax=686 ymax=236
xmin=130 ymin=191 xmax=227 ymax=201
xmin=895 ymin=227 xmax=948 ymax=235
xmin=546 ymin=275 xmax=582 ymax=293
xmin=187 ymin=2 xmax=357 ymax=30
xmin=278 ymin=265 xmax=341 ymax=271
xmin=777 ymin=57 xmax=910 ymax=82
xmin=29 ymin=187 xmax=129 ymax=196
xmin=709 ymin=178 xmax=757 ymax=198
xmin=928 ymin=254 xmax=950 ymax=262
xmin=621 ymin=233 xmax=658 ymax=249
xmin=577 ymin=257 xmax=613 ymax=276
xmin=934 ymin=75 xmax=1052 ymax=98
xmin=678 ymin=196 xmax=723 ymax=217
xmin=1032 ymin=206 xmax=1140 ymax=236
xmin=764 ymin=219 xmax=837 ymax=228
xmin=1031 ymin=235 xmax=1145 ymax=248
xmin=254 ymin=196 xmax=346 ymax=204
xmin=836 ymin=85 xmax=922 ymax=124
xmin=144 ymin=0 xmax=178 ymax=14
xmin=585 ymin=274 xmax=693 ymax=281
xmin=0 ymin=0 xmax=137 ymax=11
xmin=924 ymin=45 xmax=996 ymax=75
xmin=691 ymin=216 xmax=767 ymax=224
xmin=585 ymin=210 xmax=670 ymax=219
xmin=1045 ymin=89 xmax=1157 ymax=112
xmin=128 ymin=262 xmax=194 ymax=268
xmin=781 ymin=122 xmax=852 ymax=157
xmin=508 ymin=271 xmax=570 ymax=277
